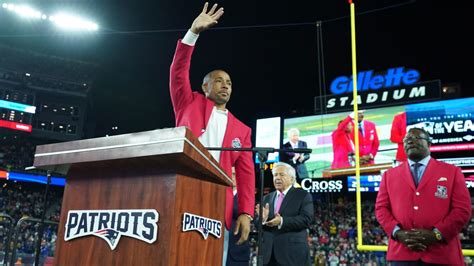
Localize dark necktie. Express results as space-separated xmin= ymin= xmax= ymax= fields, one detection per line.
xmin=358 ymin=123 xmax=364 ymax=137
xmin=413 ymin=163 xmax=421 ymax=186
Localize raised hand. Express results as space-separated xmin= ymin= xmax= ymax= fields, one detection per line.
xmin=190 ymin=2 xmax=224 ymax=34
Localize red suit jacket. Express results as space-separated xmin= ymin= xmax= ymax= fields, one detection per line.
xmin=331 ymin=116 xmax=354 ymax=169
xmin=390 ymin=112 xmax=407 ymax=161
xmin=351 ymin=120 xmax=379 ymax=164
xmin=375 ymin=158 xmax=471 ymax=265
xmin=170 ymin=41 xmax=255 ymax=229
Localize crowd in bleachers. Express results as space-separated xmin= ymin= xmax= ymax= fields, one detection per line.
xmin=0 ymin=44 xmax=96 ymax=95
xmin=1 ymin=177 xmax=474 ymax=265
xmin=0 ymin=179 xmax=62 ymax=264
xmin=0 ymin=67 xmax=90 ymax=95
xmin=0 ymin=45 xmax=95 ymax=84
xmin=308 ymin=198 xmax=387 ymax=265
xmin=0 ymin=135 xmax=36 ymax=171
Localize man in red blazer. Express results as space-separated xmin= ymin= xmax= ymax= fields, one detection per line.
xmin=331 ymin=115 xmax=354 ymax=169
xmin=350 ymin=111 xmax=379 ymax=165
xmin=169 ymin=2 xmax=255 ymax=251
xmin=375 ymin=128 xmax=471 ymax=265
xmin=390 ymin=111 xmax=408 ymax=162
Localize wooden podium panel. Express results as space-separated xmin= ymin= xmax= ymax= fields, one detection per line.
xmin=34 ymin=127 xmax=230 ymax=266
xmin=322 ymin=162 xmax=393 ymax=178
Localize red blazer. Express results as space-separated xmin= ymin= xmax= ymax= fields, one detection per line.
xmin=170 ymin=41 xmax=255 ymax=229
xmin=331 ymin=116 xmax=354 ymax=169
xmin=390 ymin=112 xmax=407 ymax=161
xmin=351 ymin=120 xmax=379 ymax=164
xmin=375 ymin=158 xmax=471 ymax=265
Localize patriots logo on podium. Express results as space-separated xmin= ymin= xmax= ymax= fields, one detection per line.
xmin=93 ymin=229 xmax=122 ymax=250
xmin=182 ymin=212 xmax=222 ymax=240
xmin=65 ymin=209 xmax=159 ymax=250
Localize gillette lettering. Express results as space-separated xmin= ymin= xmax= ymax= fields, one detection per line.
xmin=330 ymin=67 xmax=420 ymax=95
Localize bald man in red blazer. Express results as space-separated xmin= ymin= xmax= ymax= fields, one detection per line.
xmin=350 ymin=112 xmax=379 ymax=164
xmin=169 ymin=3 xmax=255 ymax=245
xmin=376 ymin=128 xmax=471 ymax=265
xmin=331 ymin=116 xmax=354 ymax=169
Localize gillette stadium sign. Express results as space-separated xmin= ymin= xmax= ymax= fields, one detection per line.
xmin=315 ymin=67 xmax=441 ymax=112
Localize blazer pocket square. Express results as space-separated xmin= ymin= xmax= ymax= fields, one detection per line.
xmin=437 ymin=177 xmax=447 ymax=182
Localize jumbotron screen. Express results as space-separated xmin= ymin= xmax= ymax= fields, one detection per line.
xmin=280 ymin=97 xmax=474 ymax=177
xmin=0 ymin=99 xmax=36 ymax=132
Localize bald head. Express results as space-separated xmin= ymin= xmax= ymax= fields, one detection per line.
xmin=201 ymin=69 xmax=232 ymax=110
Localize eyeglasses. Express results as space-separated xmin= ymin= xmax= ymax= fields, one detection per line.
xmin=403 ymin=136 xmax=431 ymax=143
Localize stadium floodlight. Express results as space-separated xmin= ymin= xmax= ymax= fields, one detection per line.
xmin=50 ymin=13 xmax=98 ymax=31
xmin=2 ymin=2 xmax=99 ymax=31
xmin=2 ymin=3 xmax=42 ymax=19
xmin=14 ymin=5 xmax=42 ymax=19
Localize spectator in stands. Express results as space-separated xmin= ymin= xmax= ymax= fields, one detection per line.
xmin=375 ymin=127 xmax=471 ymax=265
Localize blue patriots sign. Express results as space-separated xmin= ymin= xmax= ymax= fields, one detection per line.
xmin=65 ymin=209 xmax=159 ymax=250
xmin=182 ymin=212 xmax=222 ymax=239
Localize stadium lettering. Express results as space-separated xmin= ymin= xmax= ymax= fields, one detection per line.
xmin=443 ymin=120 xmax=474 ymax=133
xmin=466 ymin=181 xmax=474 ymax=189
xmin=301 ymin=179 xmax=343 ymax=193
xmin=326 ymin=86 xmax=425 ymax=109
xmin=330 ymin=67 xmax=420 ymax=95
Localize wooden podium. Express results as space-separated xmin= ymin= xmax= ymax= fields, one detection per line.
xmin=322 ymin=162 xmax=393 ymax=178
xmin=33 ymin=127 xmax=231 ymax=266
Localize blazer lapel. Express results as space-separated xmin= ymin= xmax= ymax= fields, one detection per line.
xmin=203 ymin=99 xmax=215 ymax=133
xmin=401 ymin=163 xmax=416 ymax=191
xmin=220 ymin=112 xmax=235 ymax=149
xmin=268 ymin=191 xmax=277 ymax=217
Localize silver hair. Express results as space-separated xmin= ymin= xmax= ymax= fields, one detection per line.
xmin=272 ymin=162 xmax=296 ymax=182
xmin=287 ymin=128 xmax=300 ymax=137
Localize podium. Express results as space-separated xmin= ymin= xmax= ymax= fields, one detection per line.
xmin=322 ymin=162 xmax=393 ymax=178
xmin=33 ymin=127 xmax=232 ymax=265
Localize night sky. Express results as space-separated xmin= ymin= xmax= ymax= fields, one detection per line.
xmin=1 ymin=0 xmax=473 ymax=138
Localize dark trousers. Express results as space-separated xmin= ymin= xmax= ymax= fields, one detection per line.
xmin=264 ymin=251 xmax=283 ymax=266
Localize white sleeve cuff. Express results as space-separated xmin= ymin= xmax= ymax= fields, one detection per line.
xmin=182 ymin=30 xmax=199 ymax=46
xmin=278 ymin=217 xmax=283 ymax=229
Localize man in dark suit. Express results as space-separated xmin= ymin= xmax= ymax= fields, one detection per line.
xmin=375 ymin=128 xmax=471 ymax=265
xmin=280 ymin=128 xmax=310 ymax=180
xmin=256 ymin=162 xmax=313 ymax=266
